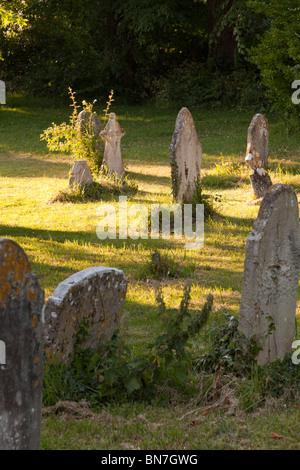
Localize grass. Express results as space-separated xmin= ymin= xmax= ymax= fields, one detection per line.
xmin=0 ymin=95 xmax=299 ymax=450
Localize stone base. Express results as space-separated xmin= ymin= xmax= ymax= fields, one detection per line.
xmin=250 ymin=171 xmax=272 ymax=199
xmin=69 ymin=160 xmax=93 ymax=188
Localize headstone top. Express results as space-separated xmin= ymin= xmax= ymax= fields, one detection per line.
xmin=44 ymin=266 xmax=127 ymax=365
xmin=69 ymin=160 xmax=93 ymax=188
xmin=100 ymin=113 xmax=126 ymax=146
xmin=245 ymin=113 xmax=269 ymax=170
xmin=100 ymin=113 xmax=125 ymax=177
xmin=76 ymin=109 xmax=101 ymax=138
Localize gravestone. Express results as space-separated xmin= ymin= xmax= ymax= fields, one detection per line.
xmin=238 ymin=184 xmax=300 ymax=365
xmin=0 ymin=239 xmax=44 ymax=450
xmin=100 ymin=113 xmax=125 ymax=177
xmin=44 ymin=266 xmax=127 ymax=365
xmin=169 ymin=107 xmax=202 ymax=203
xmin=0 ymin=81 xmax=6 ymax=104
xmin=69 ymin=160 xmax=93 ymax=187
xmin=76 ymin=110 xmax=103 ymax=166
xmin=245 ymin=113 xmax=272 ymax=199
xmin=76 ymin=109 xmax=101 ymax=138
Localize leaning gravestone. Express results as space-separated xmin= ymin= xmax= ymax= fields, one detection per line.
xmin=238 ymin=184 xmax=300 ymax=365
xmin=169 ymin=107 xmax=202 ymax=203
xmin=245 ymin=113 xmax=272 ymax=199
xmin=69 ymin=160 xmax=93 ymax=188
xmin=0 ymin=239 xmax=44 ymax=450
xmin=100 ymin=112 xmax=125 ymax=178
xmin=0 ymin=80 xmax=6 ymax=104
xmin=44 ymin=266 xmax=127 ymax=365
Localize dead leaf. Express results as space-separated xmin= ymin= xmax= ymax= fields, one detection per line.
xmin=270 ymin=432 xmax=284 ymax=439
xmin=189 ymin=419 xmax=197 ymax=427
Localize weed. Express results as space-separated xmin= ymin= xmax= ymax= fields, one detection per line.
xmin=43 ymin=283 xmax=214 ymax=406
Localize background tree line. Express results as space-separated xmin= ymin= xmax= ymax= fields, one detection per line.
xmin=1 ymin=0 xmax=300 ymax=123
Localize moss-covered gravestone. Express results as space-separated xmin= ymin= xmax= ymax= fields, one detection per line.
xmin=44 ymin=266 xmax=127 ymax=365
xmin=0 ymin=239 xmax=45 ymax=450
xmin=245 ymin=113 xmax=272 ymax=199
xmin=238 ymin=184 xmax=300 ymax=365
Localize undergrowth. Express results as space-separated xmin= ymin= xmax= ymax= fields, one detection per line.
xmin=48 ymin=170 xmax=138 ymax=203
xmin=43 ymin=283 xmax=214 ymax=407
xmin=43 ymin=288 xmax=300 ymax=414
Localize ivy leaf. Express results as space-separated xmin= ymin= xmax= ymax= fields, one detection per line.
xmin=125 ymin=376 xmax=142 ymax=394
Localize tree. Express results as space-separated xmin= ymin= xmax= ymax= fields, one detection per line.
xmin=0 ymin=1 xmax=27 ymax=60
xmin=249 ymin=0 xmax=300 ymax=125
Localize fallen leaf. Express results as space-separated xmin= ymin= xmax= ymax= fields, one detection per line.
xmin=270 ymin=432 xmax=284 ymax=439
xmin=189 ymin=419 xmax=197 ymax=427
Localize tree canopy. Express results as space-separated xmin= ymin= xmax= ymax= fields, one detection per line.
xmin=0 ymin=0 xmax=299 ymax=123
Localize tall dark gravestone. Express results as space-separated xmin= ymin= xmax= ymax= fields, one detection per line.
xmin=0 ymin=239 xmax=45 ymax=450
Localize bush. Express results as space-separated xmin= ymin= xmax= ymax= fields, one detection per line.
xmin=41 ymin=89 xmax=114 ymax=175
xmin=153 ymin=61 xmax=267 ymax=109
xmin=249 ymin=0 xmax=300 ymax=128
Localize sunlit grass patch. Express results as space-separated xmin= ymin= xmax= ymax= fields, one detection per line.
xmin=1 ymin=96 xmax=300 ymax=449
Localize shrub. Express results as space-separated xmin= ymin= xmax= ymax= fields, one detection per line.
xmin=41 ymin=88 xmax=114 ymax=175
xmin=43 ymin=283 xmax=214 ymax=406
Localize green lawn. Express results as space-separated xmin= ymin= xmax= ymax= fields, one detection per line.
xmin=0 ymin=95 xmax=299 ymax=450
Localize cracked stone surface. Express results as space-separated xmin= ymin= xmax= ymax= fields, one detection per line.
xmin=238 ymin=184 xmax=300 ymax=365
xmin=44 ymin=266 xmax=127 ymax=365
xmin=0 ymin=238 xmax=44 ymax=450
xmin=245 ymin=114 xmax=272 ymax=199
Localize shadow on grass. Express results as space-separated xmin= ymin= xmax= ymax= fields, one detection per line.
xmin=126 ymin=170 xmax=171 ymax=187
xmin=0 ymin=157 xmax=70 ymax=179
xmin=0 ymin=222 xmax=245 ymax=295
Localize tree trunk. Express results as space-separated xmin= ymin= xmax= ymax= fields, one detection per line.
xmin=207 ymin=0 xmax=237 ymax=66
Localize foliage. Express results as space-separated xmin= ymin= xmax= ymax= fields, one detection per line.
xmin=249 ymin=0 xmax=300 ymax=127
xmin=198 ymin=312 xmax=263 ymax=373
xmin=43 ymin=284 xmax=214 ymax=406
xmin=41 ymin=88 xmax=114 ymax=175
xmin=0 ymin=0 xmax=267 ymax=106
xmin=48 ymin=172 xmax=138 ymax=204
xmin=154 ymin=61 xmax=268 ymax=108
xmin=138 ymin=251 xmax=184 ymax=280
xmin=0 ymin=1 xmax=27 ymax=60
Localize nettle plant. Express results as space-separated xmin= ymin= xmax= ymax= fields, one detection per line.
xmin=41 ymin=88 xmax=114 ymax=175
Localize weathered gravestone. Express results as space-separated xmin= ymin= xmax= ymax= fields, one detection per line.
xmin=76 ymin=110 xmax=103 ymax=168
xmin=245 ymin=113 xmax=272 ymax=199
xmin=238 ymin=184 xmax=300 ymax=365
xmin=0 ymin=239 xmax=44 ymax=450
xmin=169 ymin=107 xmax=202 ymax=203
xmin=69 ymin=160 xmax=93 ymax=188
xmin=0 ymin=81 xmax=5 ymax=105
xmin=44 ymin=266 xmax=127 ymax=365
xmin=100 ymin=113 xmax=125 ymax=178
xmin=76 ymin=109 xmax=101 ymax=138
